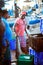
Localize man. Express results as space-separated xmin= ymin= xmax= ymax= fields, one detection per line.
xmin=0 ymin=11 xmax=9 ymax=65
xmin=2 ymin=10 xmax=12 ymax=44
xmin=14 ymin=3 xmax=21 ymax=18
xmin=1 ymin=10 xmax=12 ymax=65
xmin=14 ymin=11 xmax=28 ymax=58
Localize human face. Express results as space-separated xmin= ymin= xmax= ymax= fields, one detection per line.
xmin=3 ymin=13 xmax=9 ymax=19
xmin=21 ymin=15 xmax=25 ymax=19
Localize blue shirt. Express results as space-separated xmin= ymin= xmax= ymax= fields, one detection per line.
xmin=2 ymin=17 xmax=12 ymax=46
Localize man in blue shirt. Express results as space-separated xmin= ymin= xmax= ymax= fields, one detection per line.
xmin=1 ymin=10 xmax=12 ymax=65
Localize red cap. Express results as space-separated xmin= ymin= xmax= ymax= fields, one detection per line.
xmin=21 ymin=11 xmax=26 ymax=15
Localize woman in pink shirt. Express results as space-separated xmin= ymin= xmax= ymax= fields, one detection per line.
xmin=14 ymin=11 xmax=28 ymax=57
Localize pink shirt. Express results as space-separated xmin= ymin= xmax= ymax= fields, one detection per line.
xmin=15 ymin=18 xmax=26 ymax=36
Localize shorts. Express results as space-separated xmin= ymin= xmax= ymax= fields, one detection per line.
xmin=19 ymin=36 xmax=26 ymax=47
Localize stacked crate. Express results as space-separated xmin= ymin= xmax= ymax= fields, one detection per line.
xmin=29 ymin=34 xmax=43 ymax=65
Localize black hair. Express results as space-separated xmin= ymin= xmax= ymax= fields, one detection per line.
xmin=2 ymin=10 xmax=8 ymax=15
xmin=1 ymin=10 xmax=8 ymax=18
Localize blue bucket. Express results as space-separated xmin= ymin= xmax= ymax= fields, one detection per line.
xmin=10 ymin=39 xmax=16 ymax=50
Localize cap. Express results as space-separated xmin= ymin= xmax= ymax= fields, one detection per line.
xmin=21 ymin=11 xmax=26 ymax=15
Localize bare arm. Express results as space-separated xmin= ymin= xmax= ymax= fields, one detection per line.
xmin=14 ymin=23 xmax=19 ymax=36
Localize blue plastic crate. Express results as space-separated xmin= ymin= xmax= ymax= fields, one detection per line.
xmin=29 ymin=47 xmax=43 ymax=65
xmin=10 ymin=39 xmax=16 ymax=50
xmin=39 ymin=52 xmax=43 ymax=65
xmin=29 ymin=47 xmax=38 ymax=65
